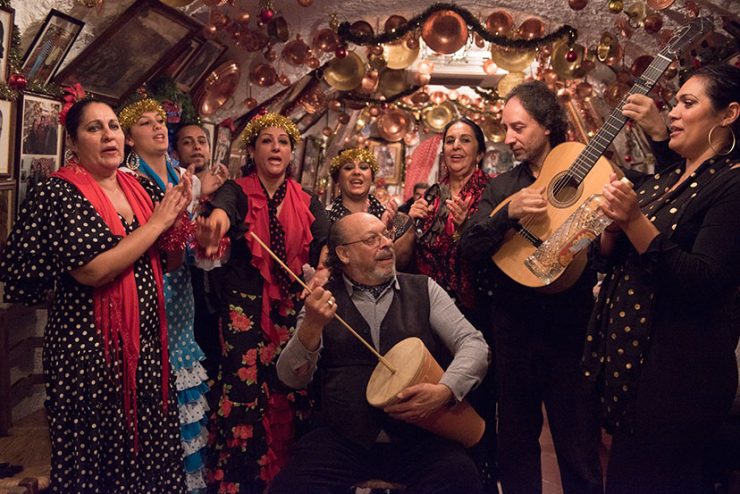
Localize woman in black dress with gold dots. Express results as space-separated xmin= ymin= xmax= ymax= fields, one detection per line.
xmin=583 ymin=64 xmax=740 ymax=493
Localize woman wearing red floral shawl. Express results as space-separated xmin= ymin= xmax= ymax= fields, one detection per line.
xmin=0 ymin=99 xmax=192 ymax=492
xmin=409 ymin=117 xmax=491 ymax=312
xmin=196 ymin=112 xmax=330 ymax=493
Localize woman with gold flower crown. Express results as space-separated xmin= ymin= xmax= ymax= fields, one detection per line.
xmin=327 ymin=147 xmax=415 ymax=269
xmin=195 ymin=112 xmax=330 ymax=493
xmin=119 ymin=97 xmax=213 ymax=493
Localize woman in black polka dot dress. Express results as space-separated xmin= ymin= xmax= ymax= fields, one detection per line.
xmin=583 ymin=65 xmax=740 ymax=492
xmin=0 ymin=100 xmax=191 ymax=492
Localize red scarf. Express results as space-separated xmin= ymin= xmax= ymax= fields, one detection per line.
xmin=237 ymin=174 xmax=314 ymax=345
xmin=53 ymin=164 xmax=169 ymax=451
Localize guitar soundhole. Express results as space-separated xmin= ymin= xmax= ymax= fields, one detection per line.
xmin=548 ymin=172 xmax=582 ymax=208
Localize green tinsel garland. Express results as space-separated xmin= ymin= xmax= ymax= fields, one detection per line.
xmin=337 ymin=3 xmax=577 ymax=49
xmin=0 ymin=0 xmax=63 ymax=100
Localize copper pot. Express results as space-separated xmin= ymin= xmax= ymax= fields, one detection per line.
xmin=249 ymin=62 xmax=277 ymax=87
xmin=486 ymin=10 xmax=514 ymax=36
xmin=323 ymin=52 xmax=365 ymax=91
xmin=422 ymin=10 xmax=468 ymax=55
xmin=350 ymin=20 xmax=374 ymax=37
xmin=282 ymin=37 xmax=311 ymax=66
xmin=267 ymin=16 xmax=289 ymax=43
xmin=377 ymin=68 xmax=407 ymax=98
xmin=647 ymin=0 xmax=674 ymax=9
xmin=630 ymin=54 xmax=653 ymax=77
xmin=517 ymin=18 xmax=545 ymax=40
xmin=377 ymin=108 xmax=410 ymax=142
xmin=313 ymin=28 xmax=339 ymax=53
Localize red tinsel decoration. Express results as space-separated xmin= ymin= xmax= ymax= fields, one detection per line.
xmin=158 ymin=211 xmax=195 ymax=253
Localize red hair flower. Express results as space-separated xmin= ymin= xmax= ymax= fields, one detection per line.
xmin=58 ymin=83 xmax=87 ymax=126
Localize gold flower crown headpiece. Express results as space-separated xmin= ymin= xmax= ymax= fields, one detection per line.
xmin=240 ymin=112 xmax=302 ymax=148
xmin=329 ymin=148 xmax=379 ymax=177
xmin=118 ymin=98 xmax=167 ymax=132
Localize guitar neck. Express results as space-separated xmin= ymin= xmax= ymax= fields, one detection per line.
xmin=570 ymin=54 xmax=673 ymax=182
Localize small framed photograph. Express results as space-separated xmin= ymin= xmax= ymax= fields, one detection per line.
xmin=0 ymin=181 xmax=15 ymax=247
xmin=200 ymin=121 xmax=217 ymax=160
xmin=0 ymin=6 xmax=15 ymax=84
xmin=0 ymin=99 xmax=14 ymax=177
xmin=21 ymin=9 xmax=84 ymax=84
xmin=174 ymin=39 xmax=226 ymax=93
xmin=55 ymin=0 xmax=200 ymax=104
xmin=368 ymin=140 xmax=404 ymax=185
xmin=15 ymin=93 xmax=63 ymax=210
xmin=300 ymin=135 xmax=323 ymax=191
xmin=213 ymin=125 xmax=232 ymax=169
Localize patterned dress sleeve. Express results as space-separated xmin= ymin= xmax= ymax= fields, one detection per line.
xmin=0 ymin=178 xmax=120 ymax=304
xmin=307 ymin=191 xmax=330 ymax=266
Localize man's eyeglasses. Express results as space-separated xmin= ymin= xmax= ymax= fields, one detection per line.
xmin=339 ymin=229 xmax=393 ymax=248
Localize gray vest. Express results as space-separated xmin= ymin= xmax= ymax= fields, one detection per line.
xmin=317 ymin=273 xmax=451 ymax=447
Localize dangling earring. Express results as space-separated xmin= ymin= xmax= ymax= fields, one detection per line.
xmin=64 ymin=148 xmax=77 ymax=165
xmin=708 ymin=124 xmax=736 ymax=156
xmin=126 ymin=149 xmax=140 ymax=170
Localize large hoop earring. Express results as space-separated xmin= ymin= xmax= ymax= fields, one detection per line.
xmin=708 ymin=124 xmax=736 ymax=156
xmin=126 ymin=150 xmax=140 ymax=170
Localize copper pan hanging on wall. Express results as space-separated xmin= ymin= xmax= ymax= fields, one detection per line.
xmin=490 ymin=45 xmax=535 ymax=72
xmin=421 ymin=10 xmax=469 ymax=55
xmin=377 ymin=108 xmax=410 ymax=142
xmin=199 ymin=61 xmax=241 ymax=116
xmin=422 ymin=101 xmax=455 ymax=133
xmin=323 ymin=52 xmax=366 ymax=91
xmin=377 ymin=68 xmax=407 ymax=98
xmin=551 ymin=42 xmax=585 ymax=79
xmin=384 ymin=42 xmax=420 ymax=70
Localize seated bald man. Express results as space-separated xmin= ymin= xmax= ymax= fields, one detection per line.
xmin=272 ymin=212 xmax=490 ymax=494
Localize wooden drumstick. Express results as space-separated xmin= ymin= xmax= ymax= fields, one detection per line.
xmin=249 ymin=231 xmax=397 ymax=373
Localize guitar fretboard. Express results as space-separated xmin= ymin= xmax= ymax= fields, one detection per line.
xmin=566 ymin=16 xmax=712 ymax=183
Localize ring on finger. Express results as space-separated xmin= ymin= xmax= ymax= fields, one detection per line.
xmin=327 ymin=299 xmax=335 ymax=307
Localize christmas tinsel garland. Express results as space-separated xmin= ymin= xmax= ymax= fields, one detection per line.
xmin=337 ymin=3 xmax=578 ymax=49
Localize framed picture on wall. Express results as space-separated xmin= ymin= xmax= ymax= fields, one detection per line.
xmin=0 ymin=6 xmax=14 ymax=84
xmin=213 ymin=125 xmax=232 ymax=171
xmin=300 ymin=135 xmax=322 ymax=191
xmin=174 ymin=39 xmax=226 ymax=93
xmin=164 ymin=37 xmax=202 ymax=77
xmin=0 ymin=99 xmax=14 ymax=177
xmin=0 ymin=181 xmax=14 ymax=247
xmin=15 ymin=93 xmax=63 ymax=211
xmin=368 ymin=139 xmax=404 ymax=185
xmin=21 ymin=9 xmax=84 ymax=84
xmin=200 ymin=121 xmax=217 ymax=161
xmin=55 ymin=0 xmax=200 ymax=104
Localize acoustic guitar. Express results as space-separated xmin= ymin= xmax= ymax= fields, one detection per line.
xmin=490 ymin=17 xmax=713 ymax=292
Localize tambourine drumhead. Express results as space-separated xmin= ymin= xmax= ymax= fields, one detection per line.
xmin=367 ymin=338 xmax=440 ymax=407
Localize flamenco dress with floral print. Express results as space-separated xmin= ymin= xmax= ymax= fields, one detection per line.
xmin=201 ymin=174 xmax=329 ymax=494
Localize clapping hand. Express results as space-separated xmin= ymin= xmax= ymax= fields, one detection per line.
xmin=446 ymin=194 xmax=473 ymax=228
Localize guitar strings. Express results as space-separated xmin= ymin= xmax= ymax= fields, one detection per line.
xmin=514 ymin=62 xmax=666 ymax=241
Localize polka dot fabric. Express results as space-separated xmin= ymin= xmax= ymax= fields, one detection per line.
xmin=0 ymin=177 xmax=186 ymax=493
